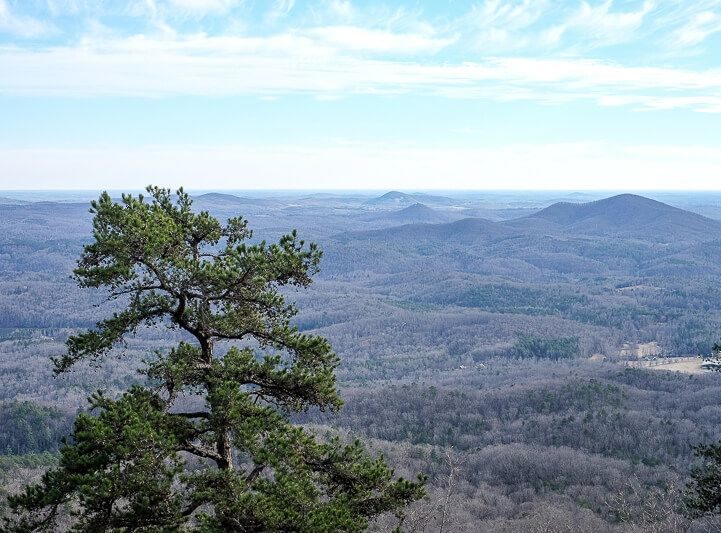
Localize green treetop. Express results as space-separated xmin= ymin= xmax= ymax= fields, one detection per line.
xmin=6 ymin=186 xmax=424 ymax=532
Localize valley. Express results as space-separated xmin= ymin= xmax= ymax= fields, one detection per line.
xmin=3 ymin=190 xmax=721 ymax=531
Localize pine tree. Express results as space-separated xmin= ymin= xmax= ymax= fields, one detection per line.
xmin=684 ymin=442 xmax=721 ymax=517
xmin=6 ymin=187 xmax=425 ymax=532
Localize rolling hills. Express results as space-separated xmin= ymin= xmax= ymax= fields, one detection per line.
xmin=340 ymin=194 xmax=721 ymax=248
xmin=4 ymin=190 xmax=721 ymax=531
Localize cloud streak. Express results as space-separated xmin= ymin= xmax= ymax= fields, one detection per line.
xmin=165 ymin=0 xmax=241 ymax=16
xmin=671 ymin=10 xmax=721 ymax=47
xmin=1 ymin=33 xmax=720 ymax=112
xmin=0 ymin=0 xmax=53 ymax=37
xmin=2 ymin=1 xmax=720 ymax=108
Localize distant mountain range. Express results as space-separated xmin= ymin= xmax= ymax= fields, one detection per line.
xmin=4 ymin=190 xmax=721 ymax=370
xmin=348 ymin=194 xmax=721 ymax=245
xmin=328 ymin=194 xmax=721 ymax=288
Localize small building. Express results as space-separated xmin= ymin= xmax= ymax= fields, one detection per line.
xmin=701 ymin=359 xmax=721 ymax=371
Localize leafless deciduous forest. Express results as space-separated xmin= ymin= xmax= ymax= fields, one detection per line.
xmin=4 ymin=190 xmax=721 ymax=531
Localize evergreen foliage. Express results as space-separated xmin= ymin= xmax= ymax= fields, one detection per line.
xmin=5 ymin=187 xmax=424 ymax=532
xmin=510 ymin=335 xmax=580 ymax=360
xmin=0 ymin=402 xmax=71 ymax=455
xmin=685 ymin=442 xmax=721 ymax=517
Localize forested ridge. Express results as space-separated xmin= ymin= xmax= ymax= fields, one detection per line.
xmin=3 ymin=190 xmax=721 ymax=530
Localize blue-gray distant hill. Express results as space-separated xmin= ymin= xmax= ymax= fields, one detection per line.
xmin=192 ymin=193 xmax=271 ymax=208
xmin=336 ymin=217 xmax=504 ymax=246
xmin=364 ymin=191 xmax=457 ymax=207
xmin=363 ymin=203 xmax=451 ymax=225
xmin=0 ymin=197 xmax=29 ymax=205
xmin=514 ymin=193 xmax=721 ymax=241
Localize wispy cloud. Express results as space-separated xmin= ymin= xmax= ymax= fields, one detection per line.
xmin=545 ymin=0 xmax=656 ymax=49
xmin=266 ymin=0 xmax=295 ymax=23
xmin=327 ymin=0 xmax=354 ymax=20
xmin=0 ymin=0 xmax=53 ymax=37
xmin=670 ymin=9 xmax=721 ymax=47
xmin=166 ymin=0 xmax=241 ymax=16
xmin=0 ymin=1 xmax=720 ymax=111
xmin=305 ymin=25 xmax=455 ymax=54
xmin=464 ymin=0 xmax=549 ymax=52
xmin=454 ymin=0 xmax=664 ymax=53
xmin=1 ymin=33 xmax=720 ymax=112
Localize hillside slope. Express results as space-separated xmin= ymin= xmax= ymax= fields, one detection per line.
xmin=524 ymin=194 xmax=721 ymax=241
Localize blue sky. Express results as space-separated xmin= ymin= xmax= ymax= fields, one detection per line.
xmin=1 ymin=0 xmax=721 ymax=190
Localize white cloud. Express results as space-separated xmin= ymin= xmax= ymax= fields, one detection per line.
xmin=597 ymin=94 xmax=721 ymax=112
xmin=465 ymin=0 xmax=549 ymax=52
xmin=670 ymin=10 xmax=721 ymax=47
xmin=45 ymin=0 xmax=82 ymax=16
xmin=546 ymin=0 xmax=655 ymax=48
xmin=327 ymin=0 xmax=354 ymax=20
xmin=304 ymin=25 xmax=455 ymax=54
xmin=166 ymin=0 xmax=240 ymax=16
xmin=141 ymin=0 xmax=158 ymax=17
xmin=456 ymin=0 xmax=662 ymax=52
xmin=1 ymin=34 xmax=720 ymax=112
xmin=0 ymin=0 xmax=53 ymax=37
xmin=274 ymin=0 xmax=295 ymax=14
xmin=266 ymin=0 xmax=295 ymax=22
xmin=0 ymin=0 xmax=720 ymax=114
xmin=488 ymin=57 xmax=721 ymax=92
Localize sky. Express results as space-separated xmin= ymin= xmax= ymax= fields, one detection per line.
xmin=1 ymin=0 xmax=721 ymax=190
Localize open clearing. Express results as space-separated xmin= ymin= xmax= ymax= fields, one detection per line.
xmin=627 ymin=357 xmax=706 ymax=374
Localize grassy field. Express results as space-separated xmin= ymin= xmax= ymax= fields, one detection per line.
xmin=628 ymin=357 xmax=705 ymax=374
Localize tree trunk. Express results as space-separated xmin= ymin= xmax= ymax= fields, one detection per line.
xmin=217 ymin=430 xmax=234 ymax=470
